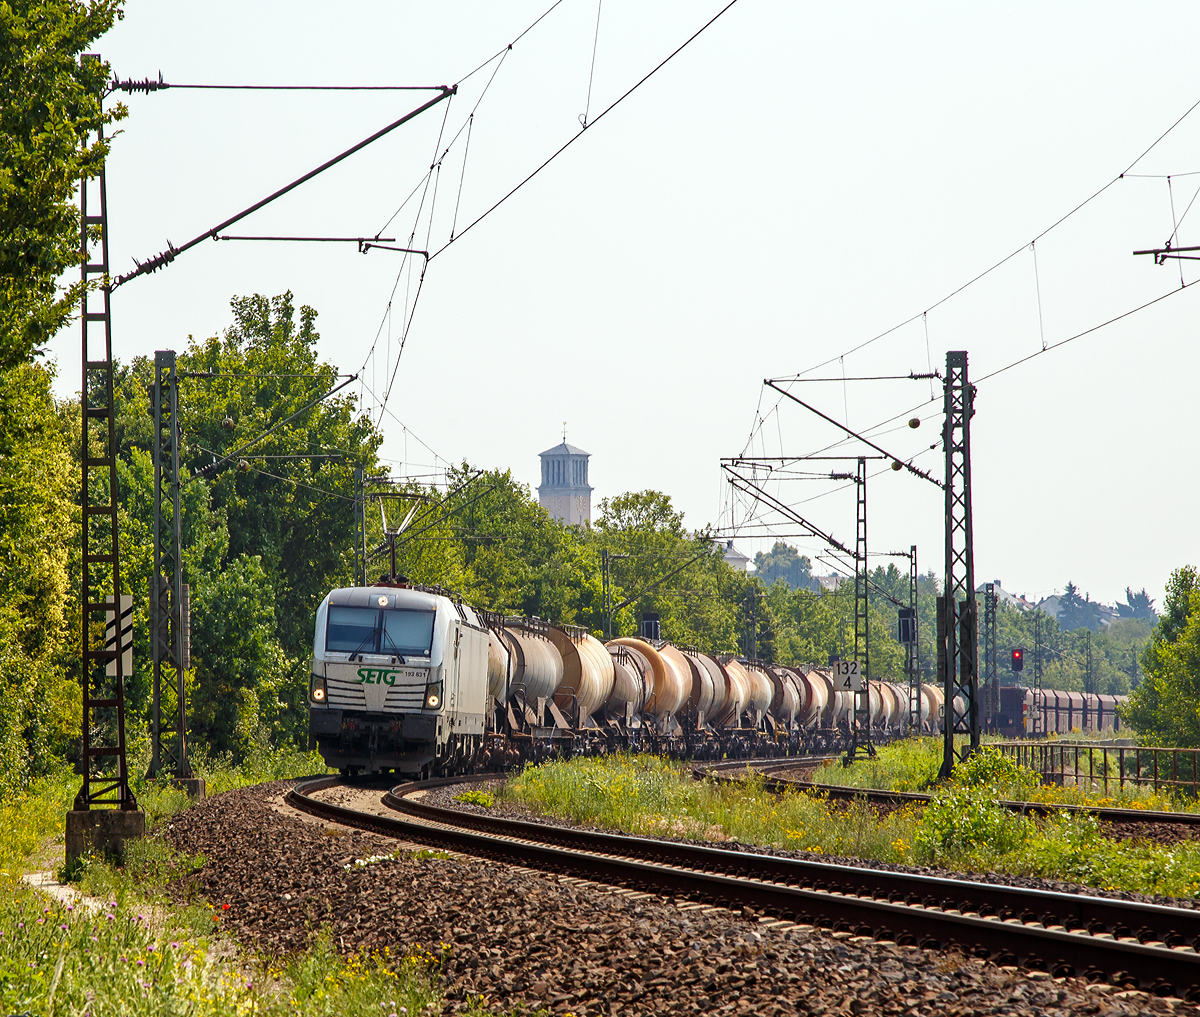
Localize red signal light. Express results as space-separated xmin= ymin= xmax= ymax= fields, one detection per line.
xmin=1011 ymin=648 xmax=1025 ymax=673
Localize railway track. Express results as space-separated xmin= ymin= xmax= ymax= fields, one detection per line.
xmin=706 ymin=757 xmax=1200 ymax=827
xmin=289 ymin=773 xmax=1200 ymax=1000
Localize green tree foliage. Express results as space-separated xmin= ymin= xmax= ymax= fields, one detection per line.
xmin=0 ymin=363 xmax=74 ymax=655
xmin=1118 ymin=586 xmax=1158 ymax=622
xmin=180 ymin=293 xmax=380 ymax=656
xmin=1122 ymin=566 xmax=1200 ymax=745
xmin=982 ymin=600 xmax=1142 ymax=696
xmin=1057 ymin=581 xmax=1102 ymax=632
xmin=0 ymin=363 xmax=80 ymax=793
xmin=752 ymin=541 xmax=818 ymax=592
xmin=595 ymin=491 xmax=741 ymax=652
xmin=0 ymin=1 xmax=125 ymax=368
xmin=103 ymin=293 xmax=383 ymax=755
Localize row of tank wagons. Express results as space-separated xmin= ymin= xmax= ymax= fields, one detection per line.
xmin=481 ymin=618 xmax=951 ymax=734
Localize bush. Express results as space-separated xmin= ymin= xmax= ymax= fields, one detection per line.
xmin=950 ymin=747 xmax=1041 ymax=798
xmin=914 ymin=786 xmax=1033 ymax=866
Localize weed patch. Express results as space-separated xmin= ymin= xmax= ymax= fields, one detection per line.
xmin=505 ymin=752 xmax=1200 ymax=900
xmin=0 ymin=880 xmax=447 ymax=1016
xmin=454 ymin=789 xmax=495 ymax=808
xmin=502 ymin=755 xmax=917 ymax=863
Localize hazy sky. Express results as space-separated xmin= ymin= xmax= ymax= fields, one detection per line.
xmin=52 ymin=2 xmax=1200 ymax=610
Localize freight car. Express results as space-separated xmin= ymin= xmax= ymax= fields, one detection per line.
xmin=307 ymin=583 xmax=952 ymax=777
xmin=991 ymin=685 xmax=1127 ymax=737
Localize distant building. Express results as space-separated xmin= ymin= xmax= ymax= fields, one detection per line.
xmin=538 ymin=441 xmax=593 ymax=526
xmin=1036 ymin=594 xmax=1062 ymax=621
xmin=719 ymin=540 xmax=750 ymax=573
xmin=976 ymin=580 xmax=1037 ymax=612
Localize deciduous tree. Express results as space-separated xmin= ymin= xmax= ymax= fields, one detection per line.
xmin=0 ymin=1 xmax=125 ymax=368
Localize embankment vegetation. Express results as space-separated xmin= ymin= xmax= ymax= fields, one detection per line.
xmin=500 ymin=749 xmax=1200 ymax=900
xmin=1 ymin=748 xmax=460 ymax=1017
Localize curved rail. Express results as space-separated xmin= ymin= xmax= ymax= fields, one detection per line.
xmin=704 ymin=757 xmax=1200 ymax=827
xmin=287 ymin=774 xmax=1200 ymax=999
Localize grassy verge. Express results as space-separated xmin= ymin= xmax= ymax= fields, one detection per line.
xmin=1 ymin=877 xmax=449 ymax=1016
xmin=502 ymin=752 xmax=1200 ymax=899
xmin=814 ymin=736 xmax=1199 ymax=812
xmin=503 ymin=754 xmax=919 ymax=862
xmin=0 ymin=745 xmax=480 ymax=1017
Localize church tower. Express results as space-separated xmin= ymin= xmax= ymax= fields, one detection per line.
xmin=538 ymin=439 xmax=592 ymax=526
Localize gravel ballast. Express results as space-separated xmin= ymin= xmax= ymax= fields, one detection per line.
xmin=161 ymin=780 xmax=1196 ymax=1015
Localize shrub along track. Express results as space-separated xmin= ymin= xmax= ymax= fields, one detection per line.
xmin=288 ymin=773 xmax=1200 ymax=1002
xmin=733 ymin=758 xmax=1200 ymax=835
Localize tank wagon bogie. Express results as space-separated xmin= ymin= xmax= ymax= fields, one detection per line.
xmin=309 ymin=583 xmax=1000 ymax=777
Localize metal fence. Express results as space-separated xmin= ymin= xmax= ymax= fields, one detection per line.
xmin=995 ymin=741 xmax=1200 ymax=797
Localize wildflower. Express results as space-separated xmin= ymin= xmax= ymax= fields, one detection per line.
xmin=66 ymin=905 xmax=74 ymax=911
xmin=61 ymin=924 xmax=68 ymax=931
xmin=137 ymin=959 xmax=145 ymax=966
xmin=16 ymin=923 xmax=23 ymax=929
xmin=222 ymin=903 xmax=230 ymax=910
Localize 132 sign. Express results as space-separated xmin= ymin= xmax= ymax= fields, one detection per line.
xmin=833 ymin=660 xmax=863 ymax=691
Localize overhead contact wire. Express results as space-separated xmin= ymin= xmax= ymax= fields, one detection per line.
xmin=580 ymin=0 xmax=603 ymax=128
xmin=431 ymin=0 xmax=745 ymax=259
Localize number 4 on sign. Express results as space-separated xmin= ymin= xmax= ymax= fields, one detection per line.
xmin=834 ymin=660 xmax=863 ymax=691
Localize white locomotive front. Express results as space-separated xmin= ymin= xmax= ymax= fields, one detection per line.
xmin=309 ymin=585 xmax=490 ymax=777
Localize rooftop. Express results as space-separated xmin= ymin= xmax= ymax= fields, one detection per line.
xmin=539 ymin=441 xmax=590 ymax=458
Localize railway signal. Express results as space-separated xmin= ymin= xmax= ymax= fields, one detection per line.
xmin=1011 ymin=647 xmax=1025 ymax=673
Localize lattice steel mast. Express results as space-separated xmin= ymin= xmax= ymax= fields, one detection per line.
xmin=939 ymin=350 xmax=979 ymax=778
xmin=147 ymin=351 xmax=192 ymax=779
xmin=904 ymin=545 xmax=920 ymax=732
xmin=845 ymin=457 xmax=874 ymax=761
xmin=76 ymin=101 xmax=135 ymax=811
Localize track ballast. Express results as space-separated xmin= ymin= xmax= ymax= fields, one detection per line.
xmin=288 ymin=773 xmax=1200 ymax=1000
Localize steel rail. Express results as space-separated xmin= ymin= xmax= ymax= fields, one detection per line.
xmin=288 ymin=775 xmax=1200 ymax=998
xmin=719 ymin=758 xmax=1200 ymax=827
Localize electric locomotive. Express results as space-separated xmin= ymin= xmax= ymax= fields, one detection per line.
xmin=308 ymin=585 xmax=490 ymax=777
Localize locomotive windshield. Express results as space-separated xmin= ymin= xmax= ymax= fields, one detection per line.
xmin=325 ymin=605 xmax=436 ymax=656
xmin=381 ymin=609 xmax=435 ymax=655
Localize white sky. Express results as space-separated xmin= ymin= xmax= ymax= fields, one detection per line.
xmin=50 ymin=2 xmax=1200 ymax=611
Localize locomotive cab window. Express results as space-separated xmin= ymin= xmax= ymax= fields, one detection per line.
xmin=381 ymin=609 xmax=436 ymax=657
xmin=326 ymin=607 xmax=380 ymax=653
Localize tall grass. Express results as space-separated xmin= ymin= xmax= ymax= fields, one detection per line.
xmin=0 ymin=881 xmax=446 ymax=1017
xmin=503 ymin=752 xmax=1200 ymax=899
xmin=815 ymin=737 xmax=1199 ymax=812
xmin=0 ymin=766 xmax=77 ymax=877
xmin=503 ymin=754 xmax=919 ymax=863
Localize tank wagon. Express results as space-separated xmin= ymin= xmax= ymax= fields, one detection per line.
xmin=308 ymin=583 xmax=954 ymax=777
xmin=992 ymin=686 xmax=1127 ymax=737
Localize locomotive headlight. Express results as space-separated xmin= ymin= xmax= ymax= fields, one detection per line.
xmin=423 ymin=682 xmax=443 ymax=710
xmin=310 ymin=674 xmax=327 ymax=703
